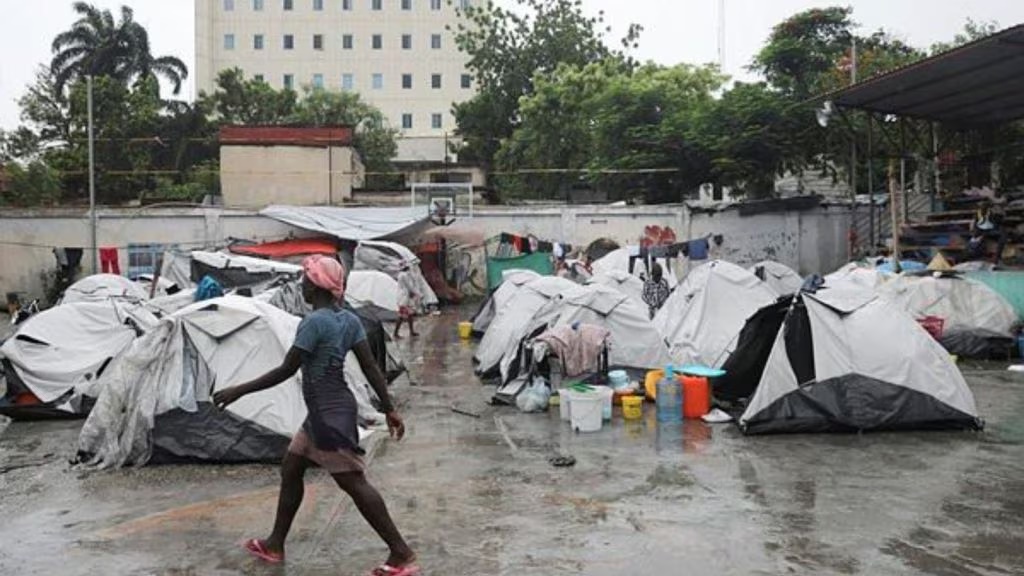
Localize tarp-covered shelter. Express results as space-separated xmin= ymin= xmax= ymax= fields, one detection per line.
xmin=585 ymin=269 xmax=646 ymax=304
xmin=345 ymin=270 xmax=402 ymax=321
xmin=190 ymin=251 xmax=302 ymax=289
xmin=654 ymin=261 xmax=779 ymax=368
xmin=76 ymin=297 xmax=382 ymax=467
xmin=229 ymin=238 xmax=339 ymax=260
xmin=824 ymin=262 xmax=891 ymax=291
xmin=718 ymin=286 xmax=983 ymax=434
xmin=0 ymin=301 xmax=157 ymax=419
xmin=261 ymin=205 xmax=429 ymax=241
xmin=878 ymin=274 xmax=1018 ymax=336
xmin=474 ymin=276 xmax=576 ymax=378
xmin=749 ymin=261 xmax=803 ymax=296
xmin=354 ymin=240 xmax=438 ymax=310
xmin=61 ymin=274 xmax=151 ymax=304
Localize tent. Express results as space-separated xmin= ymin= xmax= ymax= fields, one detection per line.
xmin=474 ymin=276 xmax=577 ymax=378
xmin=346 ymin=270 xmax=402 ymax=321
xmin=190 ymin=251 xmax=303 ymax=289
xmin=749 ymin=261 xmax=803 ymax=296
xmin=591 ymin=247 xmax=678 ymax=288
xmin=354 ymin=240 xmax=439 ymax=309
xmin=0 ymin=301 xmax=157 ymax=420
xmin=585 ymin=269 xmax=646 ymax=304
xmin=718 ymin=285 xmax=983 ymax=434
xmin=76 ymin=296 xmax=383 ymax=467
xmin=61 ymin=274 xmax=150 ymax=304
xmin=470 ymin=270 xmax=542 ymax=336
xmin=654 ymin=260 xmax=779 ymax=368
xmin=877 ymin=274 xmax=1018 ymax=337
xmin=824 ymin=262 xmax=891 ymax=291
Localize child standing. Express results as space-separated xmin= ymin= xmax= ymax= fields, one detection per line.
xmin=393 ymin=265 xmax=421 ymax=339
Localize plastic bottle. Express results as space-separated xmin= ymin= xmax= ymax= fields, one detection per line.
xmin=656 ymin=365 xmax=682 ymax=424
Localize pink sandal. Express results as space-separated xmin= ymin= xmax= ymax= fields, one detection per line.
xmin=243 ymin=538 xmax=284 ymax=564
xmin=369 ymin=563 xmax=421 ymax=576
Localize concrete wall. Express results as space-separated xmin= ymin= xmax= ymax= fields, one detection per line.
xmin=221 ymin=145 xmax=356 ymax=207
xmin=0 ymin=203 xmax=851 ymax=300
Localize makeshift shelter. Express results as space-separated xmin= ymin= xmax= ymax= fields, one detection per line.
xmin=345 ymin=270 xmax=402 ymax=321
xmin=590 ymin=247 xmax=678 ymax=289
xmin=718 ymin=286 xmax=983 ymax=434
xmin=749 ymin=261 xmax=803 ymax=296
xmin=61 ymin=274 xmax=150 ymax=304
xmin=964 ymin=271 xmax=1024 ymax=319
xmin=190 ymin=251 xmax=302 ymax=289
xmin=470 ymin=270 xmax=542 ymax=336
xmin=229 ymin=238 xmax=338 ymax=261
xmin=415 ymin=241 xmax=463 ymax=304
xmin=354 ymin=240 xmax=438 ymax=309
xmin=76 ymin=297 xmax=382 ymax=467
xmin=0 ymin=301 xmax=157 ymax=419
xmin=474 ymin=276 xmax=576 ymax=378
xmin=654 ymin=260 xmax=779 ymax=368
xmin=585 ymin=270 xmax=646 ymax=304
xmin=824 ymin=262 xmax=891 ymax=291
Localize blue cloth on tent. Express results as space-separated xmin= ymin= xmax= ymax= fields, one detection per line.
xmin=688 ymin=238 xmax=709 ymax=260
xmin=195 ymin=275 xmax=224 ymax=302
xmin=677 ymin=365 xmax=726 ymax=378
xmin=876 ymin=260 xmax=926 ymax=274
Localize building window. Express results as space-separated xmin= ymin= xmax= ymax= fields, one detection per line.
xmin=401 ymin=74 xmax=412 ymax=89
xmin=458 ymin=0 xmax=470 ymax=8
xmin=224 ymin=0 xmax=235 ymax=11
xmin=342 ymin=34 xmax=353 ymax=49
xmin=372 ymin=73 xmax=383 ymax=90
xmin=372 ymin=34 xmax=382 ymax=49
xmin=401 ymin=0 xmax=412 ymax=10
xmin=343 ymin=0 xmax=352 ymax=9
xmin=313 ymin=34 xmax=324 ymax=50
xmin=371 ymin=0 xmax=381 ymax=10
xmin=431 ymin=34 xmax=442 ymax=49
xmin=254 ymin=73 xmax=265 ymax=82
xmin=342 ymin=73 xmax=354 ymax=90
xmin=224 ymin=34 xmax=235 ymax=50
xmin=402 ymin=114 xmax=413 ymax=130
xmin=461 ymin=73 xmax=472 ymax=89
xmin=284 ymin=74 xmax=294 ymax=89
xmin=430 ymin=0 xmax=441 ymax=9
xmin=283 ymin=34 xmax=294 ymax=49
xmin=431 ymin=74 xmax=442 ymax=89
xmin=431 ymin=113 xmax=443 ymax=130
xmin=253 ymin=0 xmax=264 ymax=10
xmin=401 ymin=34 xmax=412 ymax=50
xmin=313 ymin=0 xmax=324 ymax=10
xmin=312 ymin=73 xmax=324 ymax=88
xmin=284 ymin=0 xmax=293 ymax=10
xmin=254 ymin=34 xmax=264 ymax=50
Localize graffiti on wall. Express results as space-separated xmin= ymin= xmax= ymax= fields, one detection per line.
xmin=641 ymin=225 xmax=678 ymax=248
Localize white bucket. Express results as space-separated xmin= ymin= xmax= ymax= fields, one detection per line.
xmin=568 ymin=391 xmax=603 ymax=433
xmin=558 ymin=389 xmax=572 ymax=421
xmin=597 ymin=386 xmax=614 ymax=420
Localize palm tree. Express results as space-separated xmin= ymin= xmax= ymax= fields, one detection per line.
xmin=50 ymin=2 xmax=188 ymax=95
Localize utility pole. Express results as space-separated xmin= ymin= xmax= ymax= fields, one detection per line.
xmin=717 ymin=0 xmax=726 ymax=71
xmin=87 ymin=75 xmax=98 ymax=274
xmin=850 ymin=38 xmax=859 ymax=256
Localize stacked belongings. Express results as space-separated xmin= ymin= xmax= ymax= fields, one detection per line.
xmin=470 ymin=270 xmax=542 ymax=337
xmin=654 ymin=260 xmax=779 ymax=368
xmin=76 ymin=296 xmax=385 ymax=468
xmin=877 ymin=272 xmax=1020 ymax=358
xmin=0 ymin=301 xmax=157 ymax=420
xmin=716 ymin=281 xmax=984 ymax=434
xmin=748 ymin=261 xmax=804 ymax=296
xmin=474 ymin=276 xmax=577 ymax=379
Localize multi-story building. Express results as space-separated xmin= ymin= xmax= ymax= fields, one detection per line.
xmin=195 ymin=0 xmax=475 ymax=153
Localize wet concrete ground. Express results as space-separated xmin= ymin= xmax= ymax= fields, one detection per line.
xmin=2 ymin=305 xmax=1024 ymax=575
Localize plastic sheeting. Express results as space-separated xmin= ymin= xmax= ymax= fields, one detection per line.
xmin=586 ymin=270 xmax=646 ymax=304
xmin=655 ymin=261 xmax=779 ymax=368
xmin=354 ymin=241 xmax=438 ymax=309
xmin=261 ymin=205 xmax=428 ymax=241
xmin=878 ymin=275 xmax=1019 ymax=337
xmin=591 ymin=247 xmax=679 ymax=289
xmin=964 ymin=271 xmax=1024 ymax=320
xmin=346 ymin=270 xmax=402 ymax=320
xmin=61 ymin=274 xmax=150 ymax=304
xmin=824 ymin=262 xmax=892 ymax=291
xmin=471 ymin=271 xmax=542 ymax=335
xmin=748 ymin=261 xmax=803 ymax=296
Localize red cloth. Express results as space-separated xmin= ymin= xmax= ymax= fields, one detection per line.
xmin=230 ymin=238 xmax=337 ymax=258
xmin=99 ymin=247 xmax=120 ymax=274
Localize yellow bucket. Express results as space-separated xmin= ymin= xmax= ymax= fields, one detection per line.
xmin=458 ymin=321 xmax=473 ymax=340
xmin=622 ymin=395 xmax=644 ymax=420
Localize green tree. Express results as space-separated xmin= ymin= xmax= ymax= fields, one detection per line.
xmin=51 ymin=2 xmax=188 ymax=95
xmin=450 ymin=0 xmax=641 ymax=168
xmin=752 ymin=7 xmax=855 ymax=98
xmin=930 ymin=19 xmax=1000 ymax=54
xmin=1 ymin=161 xmax=62 ymax=206
xmin=202 ymin=68 xmax=298 ymax=124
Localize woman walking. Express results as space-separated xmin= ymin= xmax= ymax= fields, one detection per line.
xmin=213 ymin=255 xmax=418 ymax=576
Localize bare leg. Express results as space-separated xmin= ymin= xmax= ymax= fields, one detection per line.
xmin=332 ymin=471 xmax=415 ymax=567
xmin=409 ymin=315 xmax=418 ymax=337
xmin=264 ymin=452 xmax=312 ymax=555
xmin=392 ymin=319 xmax=403 ymax=339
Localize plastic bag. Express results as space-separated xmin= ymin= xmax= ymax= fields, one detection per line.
xmin=516 ymin=376 xmax=551 ymax=413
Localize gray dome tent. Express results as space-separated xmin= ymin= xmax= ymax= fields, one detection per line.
xmin=719 ymin=285 xmax=983 ymax=434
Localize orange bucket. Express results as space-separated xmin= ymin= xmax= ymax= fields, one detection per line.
xmin=681 ymin=375 xmax=711 ymax=419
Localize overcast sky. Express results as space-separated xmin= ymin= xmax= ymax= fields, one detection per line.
xmin=2 ymin=0 xmax=1023 ymax=130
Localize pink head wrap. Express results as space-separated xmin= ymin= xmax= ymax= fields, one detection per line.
xmin=302 ymin=255 xmax=346 ymax=301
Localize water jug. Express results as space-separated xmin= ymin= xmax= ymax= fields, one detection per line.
xmin=656 ymin=365 xmax=682 ymax=424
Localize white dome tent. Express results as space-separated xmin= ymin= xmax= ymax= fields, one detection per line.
xmin=76 ymin=297 xmax=382 ymax=467
xmin=345 ymin=270 xmax=403 ymax=321
xmin=654 ymin=260 xmax=779 ymax=368
xmin=877 ymin=274 xmax=1018 ymax=337
xmin=591 ymin=247 xmax=679 ymax=289
xmin=585 ymin=269 xmax=646 ymax=305
xmin=61 ymin=274 xmax=151 ymax=304
xmin=748 ymin=261 xmax=804 ymax=296
xmin=824 ymin=262 xmax=891 ymax=291
xmin=474 ymin=276 xmax=576 ymax=378
xmin=720 ymin=286 xmax=983 ymax=434
xmin=470 ymin=270 xmax=542 ymax=336
xmin=354 ymin=240 xmax=438 ymax=310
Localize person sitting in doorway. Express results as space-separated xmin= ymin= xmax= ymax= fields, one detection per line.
xmin=393 ymin=265 xmax=421 ymax=339
xmin=642 ymin=263 xmax=672 ymax=320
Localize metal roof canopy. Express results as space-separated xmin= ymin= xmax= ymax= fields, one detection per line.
xmin=826 ymin=24 xmax=1024 ymax=126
